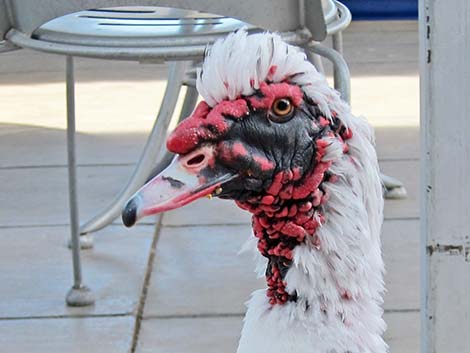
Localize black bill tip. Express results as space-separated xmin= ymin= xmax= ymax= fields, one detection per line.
xmin=122 ymin=199 xmax=138 ymax=227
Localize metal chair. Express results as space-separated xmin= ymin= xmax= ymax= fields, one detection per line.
xmin=0 ymin=0 xmax=387 ymax=306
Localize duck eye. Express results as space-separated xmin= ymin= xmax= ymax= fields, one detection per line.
xmin=270 ymin=98 xmax=294 ymax=122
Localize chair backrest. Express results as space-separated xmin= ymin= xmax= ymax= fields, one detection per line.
xmin=3 ymin=0 xmax=327 ymax=40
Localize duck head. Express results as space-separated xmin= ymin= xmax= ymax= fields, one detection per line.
xmin=122 ymin=30 xmax=347 ymax=228
xmin=123 ymin=83 xmax=333 ymax=227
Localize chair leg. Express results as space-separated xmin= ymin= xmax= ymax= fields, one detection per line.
xmin=380 ymin=173 xmax=407 ymax=199
xmin=332 ymin=31 xmax=343 ymax=55
xmin=331 ymin=10 xmax=344 ymax=55
xmin=331 ymin=14 xmax=346 ymax=103
xmin=78 ymin=61 xmax=189 ymax=235
xmin=65 ymin=56 xmax=95 ymax=307
xmin=179 ymin=85 xmax=199 ymax=120
xmin=305 ymin=50 xmax=325 ymax=75
xmin=146 ymin=84 xmax=199 ymax=182
xmin=308 ymin=42 xmax=351 ymax=104
xmin=306 ymin=43 xmax=407 ymax=199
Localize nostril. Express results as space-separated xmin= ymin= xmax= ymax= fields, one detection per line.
xmin=186 ymin=154 xmax=206 ymax=166
xmin=180 ymin=145 xmax=214 ymax=171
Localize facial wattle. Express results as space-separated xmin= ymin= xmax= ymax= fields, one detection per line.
xmin=235 ymin=132 xmax=350 ymax=306
xmin=166 ymin=99 xmax=249 ymax=155
xmin=122 ymin=82 xmax=353 ymax=306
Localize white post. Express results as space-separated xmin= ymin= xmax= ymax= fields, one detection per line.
xmin=420 ymin=1 xmax=470 ymax=352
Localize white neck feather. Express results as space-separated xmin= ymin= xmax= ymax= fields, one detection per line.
xmin=237 ymin=115 xmax=386 ymax=353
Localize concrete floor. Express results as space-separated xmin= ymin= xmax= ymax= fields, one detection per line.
xmin=0 ymin=21 xmax=419 ymax=352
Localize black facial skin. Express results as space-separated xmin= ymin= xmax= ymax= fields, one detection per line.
xmin=199 ymin=97 xmax=326 ymax=201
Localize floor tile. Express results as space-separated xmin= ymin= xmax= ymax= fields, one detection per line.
xmin=0 ymin=64 xmax=180 ymax=134
xmin=1 ymin=165 xmax=134 ymax=227
xmin=136 ymin=316 xmax=243 ymax=353
xmin=381 ymin=160 xmax=419 ymax=220
xmin=135 ymin=311 xmax=418 ymax=353
xmin=0 ymin=49 xmax=168 ymax=82
xmin=382 ymin=220 xmax=420 ymax=310
xmin=145 ymin=219 xmax=417 ymax=317
xmin=312 ymin=22 xmax=419 ymax=77
xmin=0 ymin=123 xmax=147 ymax=167
xmin=0 ymin=316 xmax=134 ymax=353
xmin=0 ymin=225 xmax=153 ymax=318
xmin=161 ymin=197 xmax=250 ymax=227
xmin=348 ymin=20 xmax=418 ymax=33
xmin=351 ymin=76 xmax=419 ymax=127
xmin=375 ymin=125 xmax=419 ymax=161
xmin=344 ymin=23 xmax=418 ymax=65
xmin=349 ymin=60 xmax=418 ymax=77
xmin=144 ymin=224 xmax=264 ymax=317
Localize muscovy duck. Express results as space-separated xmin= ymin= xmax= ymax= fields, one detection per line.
xmin=123 ymin=30 xmax=386 ymax=353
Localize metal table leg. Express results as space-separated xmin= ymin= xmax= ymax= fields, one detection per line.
xmin=78 ymin=61 xmax=189 ymax=237
xmin=65 ymin=56 xmax=94 ymax=307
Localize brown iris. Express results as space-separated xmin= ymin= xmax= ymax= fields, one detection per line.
xmin=270 ymin=98 xmax=294 ymax=122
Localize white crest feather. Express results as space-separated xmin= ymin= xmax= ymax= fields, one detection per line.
xmin=197 ymin=29 xmax=351 ymax=122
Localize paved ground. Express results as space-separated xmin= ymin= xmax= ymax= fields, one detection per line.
xmin=0 ymin=21 xmax=419 ymax=352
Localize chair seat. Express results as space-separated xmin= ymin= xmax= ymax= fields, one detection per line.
xmin=32 ymin=0 xmax=339 ymax=47
xmin=33 ymin=7 xmax=253 ymax=47
xmin=6 ymin=1 xmax=348 ymax=61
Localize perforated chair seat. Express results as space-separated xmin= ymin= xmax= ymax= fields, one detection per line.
xmin=33 ymin=7 xmax=254 ymax=48
xmin=5 ymin=1 xmax=348 ymax=63
xmin=12 ymin=6 xmax=309 ymax=62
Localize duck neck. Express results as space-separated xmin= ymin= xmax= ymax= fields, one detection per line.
xmin=236 ymin=155 xmax=333 ymax=306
